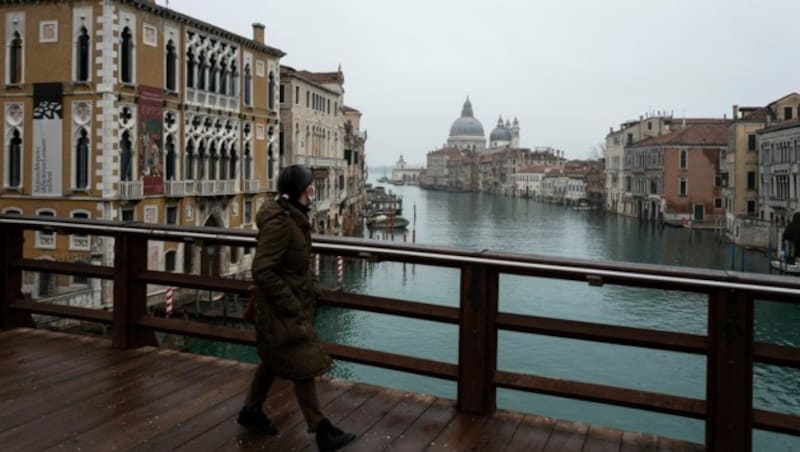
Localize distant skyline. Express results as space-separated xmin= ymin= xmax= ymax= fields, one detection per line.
xmin=166 ymin=0 xmax=800 ymax=166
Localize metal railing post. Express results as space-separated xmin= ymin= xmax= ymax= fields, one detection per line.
xmin=706 ymin=289 xmax=754 ymax=451
xmin=112 ymin=232 xmax=156 ymax=348
xmin=0 ymin=223 xmax=32 ymax=329
xmin=457 ymin=263 xmax=499 ymax=414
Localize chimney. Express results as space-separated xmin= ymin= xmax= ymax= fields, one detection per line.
xmin=252 ymin=23 xmax=265 ymax=44
xmin=732 ymin=104 xmax=739 ymax=120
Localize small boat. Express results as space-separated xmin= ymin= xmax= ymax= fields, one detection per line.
xmin=572 ymin=200 xmax=596 ymax=211
xmin=770 ymin=260 xmax=800 ymax=275
xmin=366 ymin=214 xmax=409 ymax=229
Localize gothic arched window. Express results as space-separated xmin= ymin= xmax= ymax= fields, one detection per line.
xmin=268 ymin=71 xmax=275 ymax=110
xmin=219 ymin=143 xmax=229 ymax=180
xmin=9 ymin=31 xmax=22 ymax=84
xmin=230 ymin=61 xmax=238 ymax=97
xmin=244 ymin=143 xmax=252 ymax=180
xmin=244 ymin=64 xmax=252 ymax=105
xmin=77 ymin=27 xmax=90 ymax=82
xmin=197 ymin=140 xmax=206 ymax=179
xmin=166 ymin=40 xmax=177 ymax=91
xmin=197 ymin=51 xmax=206 ymax=90
xmin=120 ymin=27 xmax=133 ymax=83
xmin=165 ymin=135 xmax=176 ymax=180
xmin=209 ymin=142 xmax=218 ymax=180
xmin=8 ymin=129 xmax=22 ymax=188
xmin=209 ymin=56 xmax=217 ymax=93
xmin=75 ymin=128 xmax=90 ymax=189
xmin=229 ymin=144 xmax=238 ymax=180
xmin=186 ymin=48 xmax=195 ymax=88
xmin=120 ymin=131 xmax=133 ymax=181
xmin=219 ymin=58 xmax=228 ymax=95
xmin=185 ymin=139 xmax=195 ymax=180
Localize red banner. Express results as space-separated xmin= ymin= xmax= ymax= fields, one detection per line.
xmin=138 ymin=86 xmax=164 ymax=196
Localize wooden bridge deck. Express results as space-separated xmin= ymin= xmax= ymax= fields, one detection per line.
xmin=0 ymin=328 xmax=704 ymax=451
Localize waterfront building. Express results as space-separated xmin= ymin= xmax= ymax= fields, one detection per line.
xmin=420 ymin=147 xmax=460 ymax=190
xmin=625 ymin=123 xmax=728 ymax=224
xmin=0 ymin=1 xmax=283 ymax=303
xmin=279 ymin=65 xmax=367 ymax=234
xmin=391 ymin=154 xmax=423 ymax=185
xmin=512 ymin=165 xmax=548 ymax=198
xmin=757 ymin=116 xmax=800 ymax=235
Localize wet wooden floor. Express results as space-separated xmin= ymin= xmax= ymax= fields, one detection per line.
xmin=0 ymin=328 xmax=704 ymax=451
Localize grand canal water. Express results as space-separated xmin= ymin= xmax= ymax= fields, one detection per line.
xmin=192 ymin=176 xmax=800 ymax=450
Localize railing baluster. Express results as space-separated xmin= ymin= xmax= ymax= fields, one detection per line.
xmin=0 ymin=223 xmax=33 ymax=329
xmin=458 ymin=263 xmax=499 ymax=414
xmin=112 ymin=232 xmax=156 ymax=348
xmin=706 ymin=289 xmax=754 ymax=452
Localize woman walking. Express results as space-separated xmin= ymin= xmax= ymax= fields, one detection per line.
xmin=238 ymin=164 xmax=355 ymax=451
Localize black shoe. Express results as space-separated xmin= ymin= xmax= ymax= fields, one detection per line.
xmin=237 ymin=404 xmax=278 ymax=435
xmin=315 ymin=418 xmax=356 ymax=451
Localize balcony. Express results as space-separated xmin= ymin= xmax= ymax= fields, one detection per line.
xmin=195 ymin=179 xmax=235 ymax=197
xmin=164 ymin=180 xmax=196 ymax=197
xmin=118 ymin=181 xmax=143 ymax=200
xmin=296 ymin=155 xmax=347 ymax=169
xmin=243 ymin=179 xmax=260 ymax=194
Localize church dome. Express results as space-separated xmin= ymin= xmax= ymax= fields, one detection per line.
xmin=490 ymin=116 xmax=512 ymax=142
xmin=449 ymin=98 xmax=484 ymax=137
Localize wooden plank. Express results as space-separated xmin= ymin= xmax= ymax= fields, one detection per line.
xmin=496 ymin=312 xmax=707 ymax=355
xmin=269 ymin=381 xmax=380 ymax=452
xmin=753 ymin=408 xmax=800 ymax=437
xmin=113 ymin=233 xmax=155 ymax=349
xmin=705 ymin=290 xmax=753 ymax=452
xmin=3 ymin=353 xmax=222 ymax=450
xmin=137 ymin=315 xmax=256 ymax=345
xmin=543 ymin=419 xmax=589 ymax=452
xmin=458 ymin=264 xmax=499 ymax=414
xmin=319 ymin=290 xmax=460 ymax=324
xmin=11 ymin=258 xmax=115 ymax=279
xmin=0 ymin=334 xmax=98 ymax=387
xmin=619 ymin=431 xmax=659 ymax=452
xmin=385 ymin=398 xmax=457 ymax=451
xmin=426 ymin=411 xmax=489 ymax=451
xmin=470 ymin=409 xmax=524 ymax=451
xmin=177 ymin=377 xmax=353 ymax=451
xmin=324 ymin=342 xmax=458 ymax=380
xmin=754 ymin=342 xmax=800 ymax=370
xmin=0 ymin=223 xmax=31 ymax=329
xmin=8 ymin=301 xmax=113 ymax=324
xmin=656 ymin=436 xmax=704 ymax=452
xmin=299 ymin=386 xmax=406 ymax=451
xmin=345 ymin=392 xmax=434 ymax=452
xmin=51 ymin=360 xmax=244 ymax=450
xmin=494 ymin=370 xmax=705 ymax=419
xmin=139 ymin=270 xmax=250 ymax=295
xmin=503 ymin=414 xmax=556 ymax=452
xmin=582 ymin=425 xmax=624 ymax=452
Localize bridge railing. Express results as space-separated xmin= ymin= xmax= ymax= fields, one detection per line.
xmin=1 ymin=215 xmax=799 ymax=452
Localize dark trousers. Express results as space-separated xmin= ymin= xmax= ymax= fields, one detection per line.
xmin=245 ymin=363 xmax=325 ymax=432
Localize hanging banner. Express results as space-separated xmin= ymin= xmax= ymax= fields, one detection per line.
xmin=138 ymin=86 xmax=164 ymax=195
xmin=32 ymin=83 xmax=63 ymax=196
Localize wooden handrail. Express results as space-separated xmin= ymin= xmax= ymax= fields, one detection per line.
xmin=1 ymin=215 xmax=799 ymax=452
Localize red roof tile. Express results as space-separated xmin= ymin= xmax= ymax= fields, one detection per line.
xmin=628 ymin=123 xmax=729 ymax=148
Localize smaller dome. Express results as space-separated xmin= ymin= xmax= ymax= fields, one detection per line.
xmin=490 ymin=116 xmax=512 ymax=142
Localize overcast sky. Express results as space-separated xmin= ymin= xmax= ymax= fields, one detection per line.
xmin=165 ymin=0 xmax=800 ymax=166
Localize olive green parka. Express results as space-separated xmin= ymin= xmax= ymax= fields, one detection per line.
xmin=251 ymin=197 xmax=332 ymax=380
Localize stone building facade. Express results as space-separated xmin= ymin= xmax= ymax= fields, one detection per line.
xmin=1 ymin=1 xmax=283 ymax=303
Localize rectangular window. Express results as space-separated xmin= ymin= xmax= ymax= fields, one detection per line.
xmin=166 ymin=206 xmax=177 ymax=225
xmin=747 ymin=171 xmax=756 ymax=190
xmin=279 ymin=84 xmax=285 ymax=103
xmin=679 ymin=177 xmax=687 ymax=196
xmin=306 ymin=90 xmax=310 ymax=108
xmin=747 ymin=200 xmax=756 ymax=215
xmin=784 ymin=106 xmax=793 ymax=120
xmin=626 ymin=133 xmax=633 ymax=145
xmin=679 ymin=149 xmax=687 ymax=169
xmin=36 ymin=210 xmax=57 ymax=249
xmin=69 ymin=212 xmax=91 ymax=251
xmin=244 ymin=200 xmax=252 ymax=224
xmin=327 ymin=99 xmax=331 ymax=114
xmin=121 ymin=208 xmax=135 ymax=222
xmin=339 ymin=175 xmax=344 ymax=190
xmin=714 ymin=198 xmax=722 ymax=208
xmin=747 ymin=134 xmax=756 ymax=151
xmin=295 ymin=86 xmax=300 ymax=105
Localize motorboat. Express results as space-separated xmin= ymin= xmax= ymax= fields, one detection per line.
xmin=366 ymin=214 xmax=409 ymax=229
xmin=770 ymin=260 xmax=800 ymax=275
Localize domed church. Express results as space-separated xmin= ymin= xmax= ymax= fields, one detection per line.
xmin=446 ymin=97 xmax=520 ymax=152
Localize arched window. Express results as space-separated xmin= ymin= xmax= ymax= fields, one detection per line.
xmin=166 ymin=40 xmax=177 ymax=91
xmin=77 ymin=27 xmax=90 ymax=82
xmin=219 ymin=58 xmax=228 ymax=95
xmin=209 ymin=142 xmax=218 ymax=180
xmin=120 ymin=27 xmax=133 ymax=83
xmin=9 ymin=31 xmax=22 ymax=84
xmin=165 ymin=251 xmax=176 ymax=272
xmin=229 ymin=145 xmax=237 ymax=179
xmin=229 ymin=61 xmax=238 ymax=97
xmin=186 ymin=48 xmax=195 ymax=88
xmin=165 ymin=135 xmax=176 ymax=180
xmin=244 ymin=143 xmax=252 ymax=180
xmin=268 ymin=71 xmax=275 ymax=110
xmin=75 ymin=128 xmax=90 ymax=189
xmin=219 ymin=143 xmax=229 ymax=180
xmin=8 ymin=129 xmax=22 ymax=188
xmin=197 ymin=51 xmax=206 ymax=90
xmin=185 ymin=139 xmax=195 ymax=180
xmin=197 ymin=140 xmax=206 ymax=179
xmin=268 ymin=145 xmax=274 ymax=180
xmin=208 ymin=56 xmax=217 ymax=93
xmin=120 ymin=131 xmax=133 ymax=181
xmin=244 ymin=64 xmax=252 ymax=105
